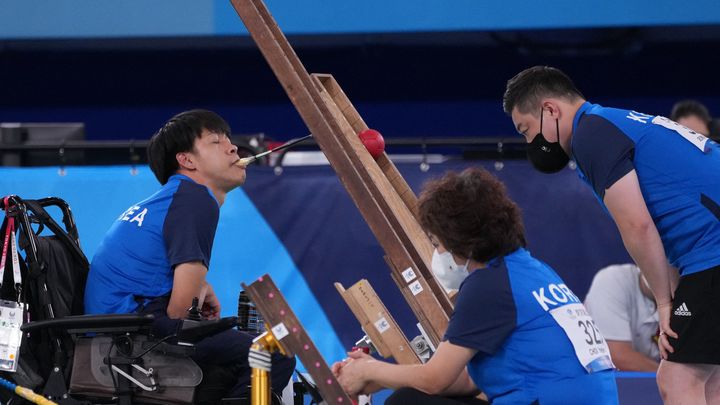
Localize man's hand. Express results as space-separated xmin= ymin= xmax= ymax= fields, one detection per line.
xmin=201 ymin=283 xmax=221 ymax=320
xmin=167 ymin=261 xmax=208 ymax=319
xmin=657 ymin=302 xmax=677 ymax=359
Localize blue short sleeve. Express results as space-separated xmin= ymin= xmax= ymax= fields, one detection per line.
xmin=444 ymin=265 xmax=517 ymax=355
xmin=163 ymin=181 xmax=219 ymax=268
xmin=573 ymin=114 xmax=635 ymax=199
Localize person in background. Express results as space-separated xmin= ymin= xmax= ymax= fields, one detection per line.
xmin=585 ymin=264 xmax=659 ymax=371
xmin=670 ymin=99 xmax=712 ymax=136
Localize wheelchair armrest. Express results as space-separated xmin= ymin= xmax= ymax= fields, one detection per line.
xmin=21 ymin=313 xmax=155 ymax=334
xmin=177 ymin=316 xmax=239 ymax=344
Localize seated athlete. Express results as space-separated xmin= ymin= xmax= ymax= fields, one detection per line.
xmin=84 ymin=109 xmax=295 ymax=403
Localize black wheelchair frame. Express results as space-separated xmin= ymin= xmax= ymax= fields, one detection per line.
xmin=0 ymin=195 xmax=204 ymax=405
xmin=0 ymin=195 xmax=319 ymax=405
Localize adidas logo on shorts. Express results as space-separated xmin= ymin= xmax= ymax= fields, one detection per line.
xmin=674 ymin=302 xmax=692 ymax=317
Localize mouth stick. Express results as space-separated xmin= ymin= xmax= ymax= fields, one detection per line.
xmin=236 ymin=134 xmax=313 ymax=166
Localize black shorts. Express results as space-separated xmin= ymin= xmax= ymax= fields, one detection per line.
xmin=667 ymin=265 xmax=720 ymax=364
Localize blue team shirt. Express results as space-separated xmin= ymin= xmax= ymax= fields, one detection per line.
xmin=445 ymin=248 xmax=618 ymax=405
xmin=571 ymin=102 xmax=720 ymax=275
xmin=85 ymin=174 xmax=219 ymax=314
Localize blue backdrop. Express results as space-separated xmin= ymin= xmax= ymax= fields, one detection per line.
xmin=0 ymin=160 xmax=631 ymax=366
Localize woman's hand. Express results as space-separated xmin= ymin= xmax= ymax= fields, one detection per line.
xmin=334 ymin=350 xmax=375 ymax=396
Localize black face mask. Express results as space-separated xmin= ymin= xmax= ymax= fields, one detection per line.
xmin=526 ymin=108 xmax=569 ymax=174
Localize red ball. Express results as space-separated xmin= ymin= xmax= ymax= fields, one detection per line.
xmin=358 ymin=129 xmax=385 ymax=159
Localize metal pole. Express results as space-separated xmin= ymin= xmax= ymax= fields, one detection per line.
xmin=249 ymin=330 xmax=286 ymax=405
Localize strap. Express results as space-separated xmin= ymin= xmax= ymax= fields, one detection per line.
xmin=0 ymin=197 xmax=22 ymax=300
xmin=0 ymin=197 xmax=14 ymax=288
xmin=10 ymin=223 xmax=21 ymax=292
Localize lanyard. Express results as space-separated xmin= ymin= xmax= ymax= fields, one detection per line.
xmin=0 ymin=197 xmax=22 ymax=297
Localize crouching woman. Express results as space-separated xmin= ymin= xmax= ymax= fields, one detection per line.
xmin=332 ymin=167 xmax=618 ymax=405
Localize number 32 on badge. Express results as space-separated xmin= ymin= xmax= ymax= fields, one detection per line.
xmin=550 ymin=303 xmax=615 ymax=372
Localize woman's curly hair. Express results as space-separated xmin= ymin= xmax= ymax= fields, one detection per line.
xmin=418 ymin=167 xmax=526 ymax=263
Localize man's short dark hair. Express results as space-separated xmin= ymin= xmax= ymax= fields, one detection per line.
xmin=147 ymin=109 xmax=231 ymax=185
xmin=418 ymin=167 xmax=526 ymax=263
xmin=503 ymin=66 xmax=584 ymax=116
xmin=670 ymin=99 xmax=712 ymax=124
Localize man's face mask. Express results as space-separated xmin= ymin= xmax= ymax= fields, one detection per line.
xmin=526 ymin=107 xmax=569 ymax=174
xmin=431 ymin=249 xmax=469 ymax=292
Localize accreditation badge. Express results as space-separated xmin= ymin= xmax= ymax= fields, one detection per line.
xmin=0 ymin=300 xmax=23 ymax=372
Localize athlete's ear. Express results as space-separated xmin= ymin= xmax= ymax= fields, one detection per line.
xmin=542 ymin=100 xmax=562 ymax=119
xmin=176 ymin=152 xmax=196 ymax=170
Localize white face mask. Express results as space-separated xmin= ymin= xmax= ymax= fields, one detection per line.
xmin=431 ymin=249 xmax=470 ymax=292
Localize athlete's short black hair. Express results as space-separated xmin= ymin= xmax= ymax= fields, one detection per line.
xmin=147 ymin=110 xmax=231 ymax=185
xmin=503 ymin=66 xmax=585 ymax=116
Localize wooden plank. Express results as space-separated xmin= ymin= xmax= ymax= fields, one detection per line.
xmin=382 ymin=254 xmax=449 ymax=347
xmin=313 ymin=73 xmax=419 ymax=217
xmin=311 ymin=74 xmax=447 ymax=303
xmin=242 ymin=275 xmax=353 ymax=405
xmin=334 ymin=281 xmax=392 ymax=358
xmin=335 ymin=280 xmax=421 ymax=365
xmin=230 ymin=0 xmax=451 ymax=345
xmin=229 ymin=0 xmax=412 ymax=288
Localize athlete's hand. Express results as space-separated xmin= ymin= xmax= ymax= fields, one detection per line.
xmin=201 ymin=300 xmax=220 ymax=320
xmin=657 ymin=301 xmax=678 ymax=359
xmin=200 ymin=284 xmax=221 ymax=320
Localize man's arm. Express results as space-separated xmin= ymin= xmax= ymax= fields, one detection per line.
xmin=603 ymin=170 xmax=677 ymax=356
xmin=606 ymin=340 xmax=659 ymax=372
xmin=668 ymin=264 xmax=680 ymax=295
xmin=167 ymin=261 xmax=208 ymax=319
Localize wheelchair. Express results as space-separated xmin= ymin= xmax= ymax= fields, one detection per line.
xmin=0 ymin=195 xmax=250 ymax=405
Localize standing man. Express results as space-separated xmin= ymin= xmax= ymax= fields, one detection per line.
xmin=503 ymin=66 xmax=720 ymax=404
xmin=85 ymin=109 xmax=295 ymax=403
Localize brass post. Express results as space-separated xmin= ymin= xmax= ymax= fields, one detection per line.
xmin=250 ymin=328 xmax=286 ymax=405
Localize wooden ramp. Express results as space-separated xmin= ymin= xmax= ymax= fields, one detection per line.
xmin=230 ymin=0 xmax=452 ymax=348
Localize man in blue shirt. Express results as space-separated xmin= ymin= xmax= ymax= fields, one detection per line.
xmin=85 ymin=110 xmax=295 ymax=402
xmin=503 ymin=66 xmax=720 ymax=404
xmin=332 ymin=168 xmax=618 ymax=405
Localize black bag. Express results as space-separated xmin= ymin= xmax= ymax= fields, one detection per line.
xmin=70 ymin=336 xmax=202 ymax=405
